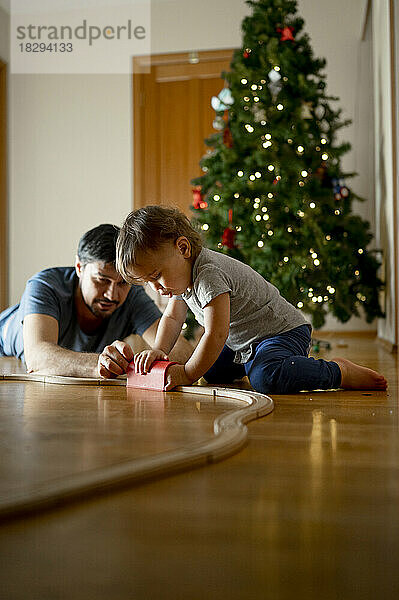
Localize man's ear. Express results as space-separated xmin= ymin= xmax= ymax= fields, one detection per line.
xmin=176 ymin=236 xmax=192 ymax=258
xmin=75 ymin=255 xmax=83 ymax=278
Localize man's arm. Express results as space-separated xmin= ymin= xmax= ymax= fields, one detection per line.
xmin=23 ymin=313 xmax=103 ymax=378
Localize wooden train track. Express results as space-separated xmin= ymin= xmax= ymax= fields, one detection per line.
xmin=0 ymin=374 xmax=274 ymax=520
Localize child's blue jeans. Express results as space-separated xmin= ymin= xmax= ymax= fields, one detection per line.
xmin=203 ymin=324 xmax=341 ymax=394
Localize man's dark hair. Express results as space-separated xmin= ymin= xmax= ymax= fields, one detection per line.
xmin=77 ymin=224 xmax=120 ymax=266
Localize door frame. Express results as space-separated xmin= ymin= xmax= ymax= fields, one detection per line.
xmin=364 ymin=0 xmax=398 ymax=349
xmin=132 ymin=49 xmax=234 ymax=211
xmin=389 ymin=0 xmax=398 ymax=350
xmin=0 ymin=59 xmax=7 ymax=311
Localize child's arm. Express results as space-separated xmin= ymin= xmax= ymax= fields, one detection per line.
xmin=165 ymin=292 xmax=230 ymax=390
xmin=154 ymin=296 xmax=188 ymax=353
xmin=134 ymin=296 xmax=187 ymax=374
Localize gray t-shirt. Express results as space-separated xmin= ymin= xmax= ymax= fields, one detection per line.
xmin=181 ymin=248 xmax=309 ymax=363
xmin=0 ymin=267 xmax=162 ymax=362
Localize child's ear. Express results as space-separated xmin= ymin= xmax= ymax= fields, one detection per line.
xmin=176 ymin=236 xmax=192 ymax=258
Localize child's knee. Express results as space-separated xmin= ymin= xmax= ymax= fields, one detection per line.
xmin=249 ymin=373 xmax=294 ymax=395
xmin=248 ymin=356 xmax=316 ymax=394
xmin=247 ymin=358 xmax=304 ymax=394
xmin=247 ymin=363 xmax=278 ymax=394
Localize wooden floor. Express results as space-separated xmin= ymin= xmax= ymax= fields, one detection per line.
xmin=0 ymin=333 xmax=398 ymax=600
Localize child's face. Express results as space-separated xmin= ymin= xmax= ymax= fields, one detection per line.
xmin=131 ymin=237 xmax=193 ymax=298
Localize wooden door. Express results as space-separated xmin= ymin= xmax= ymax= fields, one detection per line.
xmin=0 ymin=60 xmax=7 ymax=311
xmin=133 ymin=50 xmax=234 ymax=215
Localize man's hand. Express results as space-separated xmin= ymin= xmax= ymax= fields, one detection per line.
xmin=164 ymin=364 xmax=193 ymax=391
xmin=133 ymin=348 xmax=169 ymax=374
xmin=98 ymin=340 xmax=134 ymax=378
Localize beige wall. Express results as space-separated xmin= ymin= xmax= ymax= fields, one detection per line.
xmin=9 ymin=73 xmax=132 ymax=296
xmin=2 ymin=0 xmax=385 ymax=334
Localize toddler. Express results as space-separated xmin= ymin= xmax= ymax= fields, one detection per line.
xmin=116 ymin=206 xmax=387 ymax=394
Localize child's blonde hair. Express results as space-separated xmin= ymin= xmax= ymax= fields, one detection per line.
xmin=116 ymin=205 xmax=203 ymax=283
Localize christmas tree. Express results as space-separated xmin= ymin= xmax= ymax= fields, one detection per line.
xmin=191 ymin=0 xmax=384 ymax=329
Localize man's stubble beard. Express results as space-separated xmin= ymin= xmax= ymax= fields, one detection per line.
xmin=79 ymin=285 xmax=117 ymax=320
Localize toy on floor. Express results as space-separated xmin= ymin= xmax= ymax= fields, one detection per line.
xmin=311 ymin=338 xmax=332 ymax=353
xmin=127 ymin=360 xmax=178 ymax=391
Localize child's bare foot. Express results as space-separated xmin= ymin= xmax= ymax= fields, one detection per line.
xmin=333 ymin=357 xmax=387 ymax=390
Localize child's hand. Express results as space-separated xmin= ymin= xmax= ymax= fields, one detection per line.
xmin=164 ymin=364 xmax=193 ymax=391
xmin=133 ymin=349 xmax=168 ymax=374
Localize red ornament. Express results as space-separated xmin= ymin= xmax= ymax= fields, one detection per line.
xmin=277 ymin=26 xmax=295 ymax=42
xmin=192 ymin=188 xmax=208 ymax=209
xmin=221 ymin=227 xmax=236 ymax=249
xmin=223 ymin=126 xmax=233 ymax=148
xmin=243 ymin=48 xmax=251 ymax=59
xmin=221 ymin=208 xmax=236 ymax=249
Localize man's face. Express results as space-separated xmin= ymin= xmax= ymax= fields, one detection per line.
xmin=75 ymin=260 xmax=130 ymax=318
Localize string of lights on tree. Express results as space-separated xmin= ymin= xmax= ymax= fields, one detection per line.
xmin=190 ymin=0 xmax=383 ymax=330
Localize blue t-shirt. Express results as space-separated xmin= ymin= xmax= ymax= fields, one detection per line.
xmin=0 ymin=267 xmax=162 ymax=362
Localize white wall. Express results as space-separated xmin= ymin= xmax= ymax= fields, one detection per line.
xmin=299 ymin=0 xmax=376 ymax=331
xmin=4 ymin=0 xmax=380 ymax=335
xmin=372 ymin=0 xmax=397 ymax=345
xmin=395 ymin=0 xmax=399 ymax=348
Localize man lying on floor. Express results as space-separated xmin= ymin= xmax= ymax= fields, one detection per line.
xmin=0 ymin=224 xmax=192 ymax=378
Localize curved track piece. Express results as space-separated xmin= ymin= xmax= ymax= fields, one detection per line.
xmin=0 ymin=376 xmax=273 ymax=521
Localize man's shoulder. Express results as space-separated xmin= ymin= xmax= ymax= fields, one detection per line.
xmin=122 ymin=284 xmax=158 ymax=311
xmin=125 ymin=283 xmax=148 ymax=299
xmin=28 ymin=266 xmax=75 ymax=286
xmin=25 ymin=267 xmax=76 ymax=301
